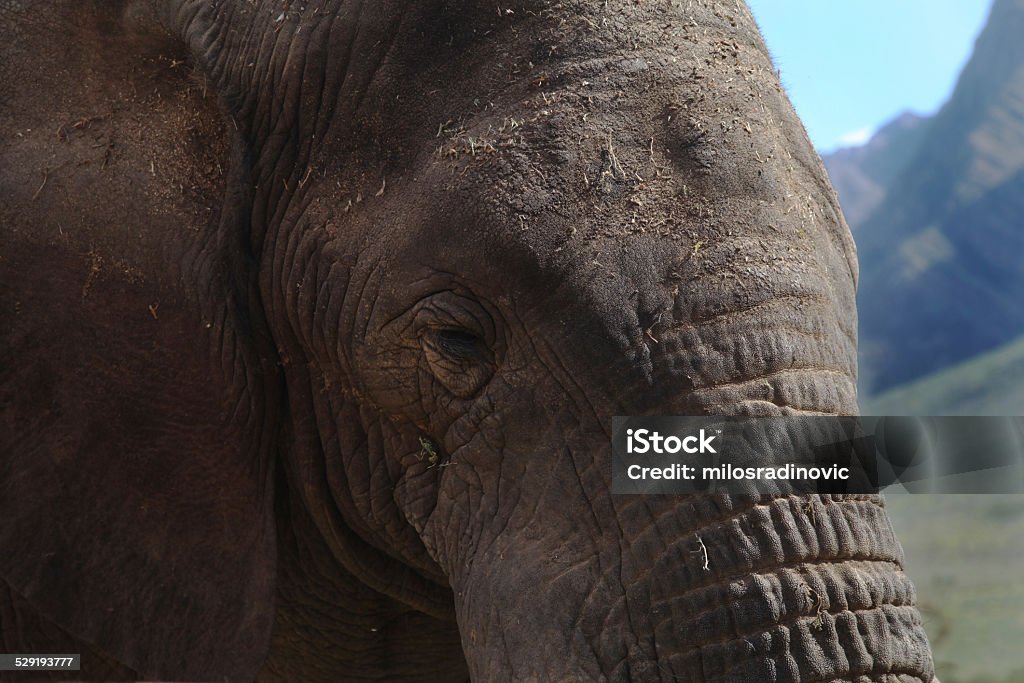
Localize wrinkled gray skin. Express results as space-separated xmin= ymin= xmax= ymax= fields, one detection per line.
xmin=0 ymin=1 xmax=936 ymax=681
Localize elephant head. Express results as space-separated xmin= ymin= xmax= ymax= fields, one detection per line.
xmin=1 ymin=1 xmax=935 ymax=680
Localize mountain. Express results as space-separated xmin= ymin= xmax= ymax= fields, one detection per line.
xmin=823 ymin=111 xmax=930 ymax=226
xmin=823 ymin=0 xmax=1024 ymax=394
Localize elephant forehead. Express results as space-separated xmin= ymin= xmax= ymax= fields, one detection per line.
xmin=313 ymin=4 xmax=853 ymax=330
xmin=385 ymin=150 xmax=841 ymax=325
xmin=403 ymin=108 xmax=823 ymax=276
xmin=410 ymin=56 xmax=822 ymax=242
xmin=310 ymin=0 xmax=815 ymax=203
xmin=296 ymin=0 xmax=841 ymax=270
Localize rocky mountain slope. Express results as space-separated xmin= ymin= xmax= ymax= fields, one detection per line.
xmin=823 ymin=111 xmax=930 ymax=226
xmin=823 ymin=0 xmax=1024 ymax=394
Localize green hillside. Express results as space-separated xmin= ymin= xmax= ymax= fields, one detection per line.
xmin=886 ymin=495 xmax=1024 ymax=682
xmin=866 ymin=336 xmax=1024 ymax=680
xmin=863 ymin=334 xmax=1024 ymax=415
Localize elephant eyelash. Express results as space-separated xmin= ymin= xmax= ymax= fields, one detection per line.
xmin=420 ymin=327 xmax=495 ymax=399
xmin=430 ymin=328 xmax=487 ymax=361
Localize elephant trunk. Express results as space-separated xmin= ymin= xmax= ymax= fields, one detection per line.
xmin=449 ymin=488 xmax=935 ymax=681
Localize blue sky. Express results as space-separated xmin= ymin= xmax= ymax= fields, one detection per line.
xmin=745 ymin=1 xmax=993 ymax=153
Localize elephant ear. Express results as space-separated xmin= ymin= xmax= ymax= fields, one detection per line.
xmin=0 ymin=5 xmax=278 ymax=679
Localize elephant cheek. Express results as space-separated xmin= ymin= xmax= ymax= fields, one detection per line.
xmin=444 ymin=481 xmax=935 ymax=682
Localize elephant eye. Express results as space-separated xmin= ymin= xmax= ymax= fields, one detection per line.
xmin=434 ymin=328 xmax=485 ymax=360
xmin=421 ymin=327 xmax=494 ymax=398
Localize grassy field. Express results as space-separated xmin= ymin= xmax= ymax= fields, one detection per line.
xmin=885 ymin=495 xmax=1024 ymax=681
xmin=862 ymin=331 xmax=1024 ymax=677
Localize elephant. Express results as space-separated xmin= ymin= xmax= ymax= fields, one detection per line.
xmin=0 ymin=1 xmax=936 ymax=681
